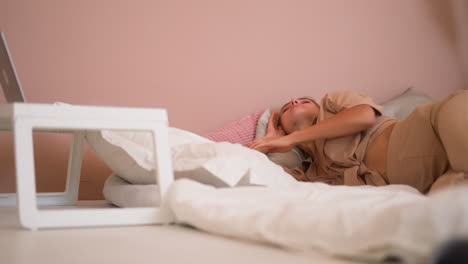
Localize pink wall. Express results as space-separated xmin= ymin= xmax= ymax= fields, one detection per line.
xmin=1 ymin=0 xmax=466 ymax=199
xmin=0 ymin=1 xmax=4 ymax=33
xmin=451 ymin=0 xmax=468 ymax=86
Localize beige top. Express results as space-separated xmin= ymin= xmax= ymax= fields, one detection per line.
xmin=285 ymin=90 xmax=397 ymax=187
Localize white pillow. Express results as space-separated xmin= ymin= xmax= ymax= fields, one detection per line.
xmin=87 ymin=127 xmax=296 ymax=188
xmin=171 ymin=142 xmax=297 ymax=188
xmin=103 ymin=174 xmax=161 ymax=207
xmin=255 ymin=108 xmax=271 ymax=139
xmin=86 ymin=127 xmax=211 ymax=184
xmin=255 ymin=109 xmax=306 ymax=169
xmin=383 ymin=87 xmax=433 ymax=120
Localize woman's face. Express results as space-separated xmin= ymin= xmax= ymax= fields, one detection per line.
xmin=279 ymin=98 xmax=319 ymax=134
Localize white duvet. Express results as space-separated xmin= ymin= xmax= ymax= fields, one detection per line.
xmin=97 ymin=125 xmax=468 ymax=263
xmin=164 ymin=179 xmax=468 ymax=263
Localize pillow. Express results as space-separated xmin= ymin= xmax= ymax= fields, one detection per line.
xmin=87 ymin=127 xmax=296 ymax=188
xmin=203 ymin=109 xmax=266 ymax=145
xmin=104 ymin=142 xmax=300 ymax=207
xmin=86 ymin=127 xmax=211 ymax=184
xmin=255 ymin=108 xmax=271 ymax=139
xmin=171 ymin=142 xmax=297 ymax=188
xmin=382 ymin=87 xmax=433 ymax=120
xmin=103 ymin=174 xmax=161 ymax=207
xmin=255 ymin=109 xmax=306 ymax=169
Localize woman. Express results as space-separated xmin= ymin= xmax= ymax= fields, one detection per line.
xmin=247 ymin=90 xmax=468 ymax=193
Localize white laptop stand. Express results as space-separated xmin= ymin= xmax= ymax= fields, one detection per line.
xmin=0 ymin=103 xmax=174 ymax=230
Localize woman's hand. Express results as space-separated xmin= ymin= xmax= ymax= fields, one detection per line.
xmin=247 ymin=135 xmax=295 ymax=154
xmin=265 ymin=112 xmax=285 ymax=138
xmin=245 ymin=112 xmax=287 ymax=153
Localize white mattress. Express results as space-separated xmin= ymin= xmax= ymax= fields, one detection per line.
xmin=104 ymin=176 xmax=468 ymax=263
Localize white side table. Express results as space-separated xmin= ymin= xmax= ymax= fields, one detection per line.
xmin=0 ymin=103 xmax=174 ymax=230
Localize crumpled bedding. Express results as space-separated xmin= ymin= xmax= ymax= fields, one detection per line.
xmin=103 ymin=166 xmax=468 ymax=263
xmin=164 ymin=179 xmax=468 ymax=263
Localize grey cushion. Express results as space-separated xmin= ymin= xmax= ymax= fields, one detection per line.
xmin=383 ymin=87 xmax=433 ymax=120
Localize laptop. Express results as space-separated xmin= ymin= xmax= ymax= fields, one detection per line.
xmin=0 ymin=32 xmax=26 ymax=103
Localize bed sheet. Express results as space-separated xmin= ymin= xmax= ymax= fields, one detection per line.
xmin=165 ymin=179 xmax=468 ymax=263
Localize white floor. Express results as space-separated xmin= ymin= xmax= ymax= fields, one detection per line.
xmin=0 ymin=201 xmax=364 ymax=264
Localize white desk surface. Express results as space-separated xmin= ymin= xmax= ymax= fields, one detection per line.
xmin=0 ymin=103 xmax=169 ymax=132
xmin=0 ymin=103 xmax=168 ymax=122
xmin=0 ymin=201 xmax=360 ymax=264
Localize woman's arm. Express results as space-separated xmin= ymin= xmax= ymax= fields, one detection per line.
xmin=249 ymin=104 xmax=377 ymax=153
xmin=288 ymin=104 xmax=377 ymax=145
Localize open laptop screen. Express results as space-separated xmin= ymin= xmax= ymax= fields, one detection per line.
xmin=0 ymin=32 xmax=26 ymax=103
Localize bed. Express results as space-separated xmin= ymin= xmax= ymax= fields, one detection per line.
xmin=83 ymin=87 xmax=468 ymax=263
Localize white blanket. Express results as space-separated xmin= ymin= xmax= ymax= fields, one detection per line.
xmin=165 ymin=179 xmax=468 ymax=263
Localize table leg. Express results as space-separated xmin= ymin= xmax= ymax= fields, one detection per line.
xmin=63 ymin=131 xmax=85 ymax=205
xmin=13 ymin=120 xmax=38 ymax=230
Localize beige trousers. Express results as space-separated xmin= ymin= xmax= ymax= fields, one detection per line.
xmin=387 ymin=90 xmax=468 ymax=193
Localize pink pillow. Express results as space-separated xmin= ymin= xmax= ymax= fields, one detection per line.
xmin=204 ymin=109 xmax=266 ymax=145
